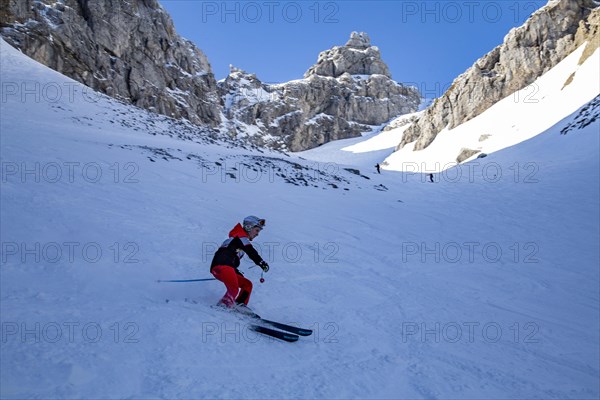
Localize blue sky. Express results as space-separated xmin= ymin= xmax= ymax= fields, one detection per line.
xmin=159 ymin=1 xmax=546 ymax=98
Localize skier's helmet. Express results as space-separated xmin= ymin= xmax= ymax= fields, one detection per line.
xmin=243 ymin=216 xmax=266 ymax=232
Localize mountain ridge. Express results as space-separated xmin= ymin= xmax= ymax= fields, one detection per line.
xmin=218 ymin=33 xmax=421 ymax=152
xmin=0 ymin=3 xmax=420 ymax=151
xmin=395 ymin=0 xmax=599 ymax=153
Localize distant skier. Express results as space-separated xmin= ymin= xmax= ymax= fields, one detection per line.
xmin=375 ymin=163 xmax=381 ymax=174
xmin=210 ymin=216 xmax=269 ymax=312
xmin=428 ymin=173 xmax=434 ymax=183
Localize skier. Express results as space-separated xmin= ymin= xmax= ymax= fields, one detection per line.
xmin=428 ymin=173 xmax=434 ymax=183
xmin=210 ymin=216 xmax=269 ymax=312
xmin=375 ymin=163 xmax=381 ymax=174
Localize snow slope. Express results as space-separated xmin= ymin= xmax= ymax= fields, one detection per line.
xmin=298 ymin=43 xmax=599 ymax=175
xmin=296 ymin=113 xmax=421 ymax=170
xmin=1 ymin=38 xmax=599 ymax=399
xmin=383 ymin=44 xmax=600 ymax=172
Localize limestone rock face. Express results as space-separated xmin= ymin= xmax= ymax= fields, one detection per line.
xmin=1 ymin=3 xmax=420 ymax=151
xmin=396 ymin=0 xmax=600 ymax=152
xmin=219 ymin=33 xmax=421 ymax=151
xmin=1 ymin=0 xmax=221 ymax=125
xmin=304 ymin=32 xmax=392 ymax=78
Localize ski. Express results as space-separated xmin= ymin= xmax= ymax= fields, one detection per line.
xmin=239 ymin=311 xmax=313 ymax=336
xmin=189 ymin=301 xmax=313 ymax=338
xmin=230 ymin=306 xmax=313 ymax=337
xmin=257 ymin=318 xmax=313 ymax=336
xmin=249 ymin=324 xmax=299 ymax=342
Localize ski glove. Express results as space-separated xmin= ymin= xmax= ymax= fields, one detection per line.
xmin=259 ymin=260 xmax=270 ymax=273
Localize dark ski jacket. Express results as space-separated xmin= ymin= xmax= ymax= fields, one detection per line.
xmin=210 ymin=223 xmax=265 ymax=273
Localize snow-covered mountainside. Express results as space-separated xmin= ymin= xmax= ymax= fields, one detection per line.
xmin=1 ymin=37 xmax=599 ymax=400
xmin=381 ymin=42 xmax=600 ymax=172
xmin=396 ymin=0 xmax=599 ymax=154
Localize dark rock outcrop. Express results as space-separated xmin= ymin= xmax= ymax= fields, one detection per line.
xmin=1 ymin=0 xmax=221 ymax=125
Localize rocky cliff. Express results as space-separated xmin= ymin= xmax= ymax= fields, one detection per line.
xmin=0 ymin=0 xmax=221 ymax=126
xmin=1 ymin=3 xmax=420 ymax=151
xmin=396 ymin=0 xmax=600 ymax=152
xmin=305 ymin=31 xmax=392 ymax=78
xmin=219 ymin=32 xmax=421 ymax=151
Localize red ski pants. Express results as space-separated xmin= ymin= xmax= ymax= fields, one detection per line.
xmin=211 ymin=265 xmax=253 ymax=306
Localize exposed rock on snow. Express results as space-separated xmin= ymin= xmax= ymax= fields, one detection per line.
xmin=456 ymin=148 xmax=481 ymax=163
xmin=560 ymin=94 xmax=600 ymax=134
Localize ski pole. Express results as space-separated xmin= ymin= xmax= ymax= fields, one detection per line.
xmin=249 ymin=265 xmax=266 ymax=284
xmin=156 ymin=278 xmax=217 ymax=283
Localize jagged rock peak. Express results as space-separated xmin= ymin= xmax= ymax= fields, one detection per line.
xmin=219 ymin=45 xmax=421 ymax=151
xmin=304 ymin=32 xmax=392 ymax=79
xmin=345 ymin=31 xmax=371 ymax=49
xmin=226 ymin=65 xmax=260 ymax=82
xmin=228 ymin=64 xmax=253 ymax=76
